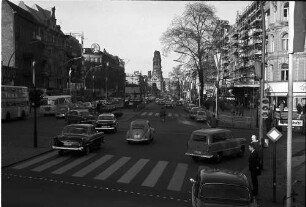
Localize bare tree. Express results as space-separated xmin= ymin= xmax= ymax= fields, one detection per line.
xmin=161 ymin=2 xmax=220 ymax=106
xmin=169 ymin=65 xmax=184 ymax=99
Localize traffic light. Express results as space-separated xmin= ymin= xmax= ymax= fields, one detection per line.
xmin=29 ymin=89 xmax=44 ymax=108
xmin=261 ymin=98 xmax=269 ymax=119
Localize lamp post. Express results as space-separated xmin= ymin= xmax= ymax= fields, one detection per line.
xmin=92 ymin=74 xmax=95 ymax=95
xmin=214 ymin=52 xmax=221 ymax=118
xmin=32 ymin=60 xmax=38 ymax=148
xmin=69 ymin=67 xmax=72 ymax=95
xmin=105 ymin=62 xmax=109 ymax=100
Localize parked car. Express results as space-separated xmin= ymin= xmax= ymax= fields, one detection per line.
xmin=65 ymin=109 xmax=96 ymax=125
xmin=52 ymin=124 xmax=104 ymax=155
xmin=190 ymin=168 xmax=258 ymax=207
xmin=185 ymin=128 xmax=246 ymax=162
xmin=185 ymin=103 xmax=197 ymax=112
xmin=95 ymin=113 xmax=118 ymax=132
xmin=126 ymin=119 xmax=154 ymax=144
xmin=195 ymin=110 xmax=207 ymax=122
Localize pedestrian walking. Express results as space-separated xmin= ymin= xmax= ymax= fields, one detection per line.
xmin=248 ymin=142 xmax=261 ymax=196
xmin=251 ymin=135 xmax=263 ymax=171
xmin=159 ymin=106 xmax=166 ymax=122
xmin=209 ymin=114 xmax=218 ymax=128
xmin=239 ymin=103 xmax=244 ymax=116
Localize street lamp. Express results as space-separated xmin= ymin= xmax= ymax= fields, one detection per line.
xmin=105 ymin=62 xmax=109 ymax=100
xmin=214 ymin=52 xmax=221 ymax=118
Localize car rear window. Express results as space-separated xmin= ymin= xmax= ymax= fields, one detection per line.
xmin=192 ymin=134 xmax=207 ymax=142
xmin=200 ymin=184 xmax=250 ymax=202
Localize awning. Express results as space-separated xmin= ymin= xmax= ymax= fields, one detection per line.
xmin=265 ymin=81 xmax=306 ymax=97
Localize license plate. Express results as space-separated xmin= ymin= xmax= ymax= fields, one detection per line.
xmin=101 ymin=126 xmax=109 ymax=128
xmin=63 ymin=142 xmax=72 ymax=146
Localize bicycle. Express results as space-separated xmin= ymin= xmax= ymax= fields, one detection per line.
xmin=282 ymin=179 xmax=302 ymax=207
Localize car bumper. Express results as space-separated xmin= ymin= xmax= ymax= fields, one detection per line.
xmin=95 ymin=127 xmax=115 ymax=131
xmin=52 ymin=146 xmax=84 ymax=151
xmin=185 ymin=152 xmax=213 ymax=158
xmin=126 ymin=138 xmax=149 ymax=142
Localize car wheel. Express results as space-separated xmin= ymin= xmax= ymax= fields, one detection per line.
xmin=215 ymin=153 xmax=222 ymax=163
xmin=192 ymin=156 xmax=199 ymax=162
xmin=84 ymin=146 xmax=90 ymax=155
xmin=127 ymin=141 xmax=131 ymax=145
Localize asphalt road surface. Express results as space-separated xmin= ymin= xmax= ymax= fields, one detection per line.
xmin=2 ymin=103 xmax=256 ymax=207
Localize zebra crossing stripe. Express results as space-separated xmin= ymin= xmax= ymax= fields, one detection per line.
xmin=148 ymin=112 xmax=153 ymax=116
xmin=12 ymin=151 xmax=58 ymax=169
xmin=141 ymin=161 xmax=168 ymax=187
xmin=167 ymin=163 xmax=188 ymax=191
xmin=141 ymin=112 xmax=147 ymax=116
xmin=117 ymin=159 xmax=149 ymax=184
xmin=95 ymin=157 xmax=131 ymax=180
xmin=32 ymin=156 xmax=70 ymax=172
xmin=51 ymin=154 xmax=96 ymax=175
xmin=155 ymin=113 xmax=159 ymax=116
xmin=168 ymin=113 xmax=172 ymax=117
xmin=72 ymin=154 xmax=113 ymax=177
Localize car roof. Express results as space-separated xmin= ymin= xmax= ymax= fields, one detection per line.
xmin=131 ymin=119 xmax=148 ymax=125
xmin=199 ymin=168 xmax=249 ymax=187
xmin=192 ymin=128 xmax=231 ymax=135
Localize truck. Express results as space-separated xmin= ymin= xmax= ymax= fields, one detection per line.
xmin=125 ymin=85 xmax=143 ymax=107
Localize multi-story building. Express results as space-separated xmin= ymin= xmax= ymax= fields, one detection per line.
xmin=220 ymin=1 xmax=306 ymax=109
xmin=82 ymin=48 xmax=125 ymax=99
xmin=1 ymin=0 xmax=82 ymax=95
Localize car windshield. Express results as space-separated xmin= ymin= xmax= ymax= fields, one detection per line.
xmin=192 ymin=134 xmax=207 ymax=142
xmin=99 ymin=116 xmax=114 ymax=120
xmin=62 ymin=126 xmax=88 ymax=135
xmin=132 ymin=124 xmax=146 ymax=130
xmin=200 ymin=184 xmax=250 ymax=203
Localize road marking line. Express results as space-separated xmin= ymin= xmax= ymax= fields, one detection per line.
xmin=141 ymin=112 xmax=147 ymax=116
xmin=95 ymin=157 xmax=130 ymax=180
xmin=12 ymin=151 xmax=58 ymax=169
xmin=117 ymin=158 xmax=149 ymax=184
xmin=167 ymin=163 xmax=188 ymax=191
xmin=148 ymin=112 xmax=153 ymax=116
xmin=141 ymin=161 xmax=168 ymax=187
xmin=32 ymin=156 xmax=70 ymax=172
xmin=51 ymin=154 xmax=96 ymax=174
xmin=72 ymin=154 xmax=113 ymax=177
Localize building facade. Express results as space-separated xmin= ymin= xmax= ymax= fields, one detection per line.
xmin=1 ymin=0 xmax=83 ymax=95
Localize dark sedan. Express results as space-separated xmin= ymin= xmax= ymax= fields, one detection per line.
xmin=52 ymin=124 xmax=104 ymax=155
xmin=190 ymin=168 xmax=258 ymax=207
xmin=65 ymin=109 xmax=96 ymax=125
xmin=95 ymin=113 xmax=118 ymax=132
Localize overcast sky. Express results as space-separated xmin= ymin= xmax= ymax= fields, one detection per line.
xmin=10 ymin=0 xmax=252 ymax=77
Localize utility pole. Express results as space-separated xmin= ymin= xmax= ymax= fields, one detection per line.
xmin=32 ymin=60 xmax=38 ymax=148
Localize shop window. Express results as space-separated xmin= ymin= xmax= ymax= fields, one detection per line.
xmin=282 ymin=33 xmax=288 ymax=51
xmin=281 ymin=63 xmax=288 ymax=81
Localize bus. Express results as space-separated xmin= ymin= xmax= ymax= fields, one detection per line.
xmin=40 ymin=95 xmax=72 ymax=116
xmin=1 ymin=85 xmax=30 ymax=121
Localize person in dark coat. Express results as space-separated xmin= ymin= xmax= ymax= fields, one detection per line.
xmin=209 ymin=114 xmax=218 ymax=128
xmin=248 ymin=142 xmax=261 ymax=196
xmin=251 ymin=135 xmax=263 ymax=171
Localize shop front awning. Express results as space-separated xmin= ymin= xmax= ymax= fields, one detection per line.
xmin=265 ymin=82 xmax=306 ymax=97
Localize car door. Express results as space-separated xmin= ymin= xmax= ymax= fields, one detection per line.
xmin=211 ymin=133 xmax=228 ymax=156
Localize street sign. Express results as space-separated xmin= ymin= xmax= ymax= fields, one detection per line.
xmin=267 ymin=127 xmax=282 ymax=142
xmin=278 ymin=119 xmax=303 ymax=126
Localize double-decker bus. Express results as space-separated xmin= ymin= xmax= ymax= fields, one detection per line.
xmin=40 ymin=95 xmax=72 ymax=116
xmin=1 ymin=85 xmax=30 ymax=121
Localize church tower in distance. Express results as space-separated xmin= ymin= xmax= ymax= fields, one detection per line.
xmin=150 ymin=50 xmax=163 ymax=91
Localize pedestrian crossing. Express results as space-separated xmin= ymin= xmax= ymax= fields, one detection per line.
xmin=140 ymin=111 xmax=188 ymax=118
xmin=10 ymin=152 xmax=207 ymax=192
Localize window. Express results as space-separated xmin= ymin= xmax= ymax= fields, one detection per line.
xmin=283 ymin=2 xmax=289 ymax=20
xmin=281 ymin=63 xmax=288 ymax=81
xmin=282 ymin=33 xmax=288 ymax=51
xmin=269 ymin=35 xmax=274 ymax=52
